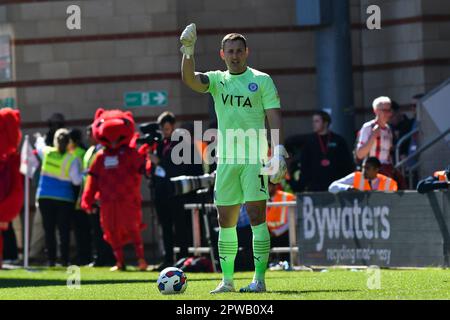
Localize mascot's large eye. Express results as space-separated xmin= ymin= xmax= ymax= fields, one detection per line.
xmin=122 ymin=118 xmax=130 ymax=126
xmin=96 ymin=119 xmax=105 ymax=128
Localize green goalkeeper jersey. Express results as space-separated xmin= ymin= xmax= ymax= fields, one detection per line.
xmin=205 ymin=67 xmax=280 ymax=162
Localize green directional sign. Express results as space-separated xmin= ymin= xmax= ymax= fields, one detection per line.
xmin=0 ymin=97 xmax=15 ymax=108
xmin=124 ymin=91 xmax=168 ymax=108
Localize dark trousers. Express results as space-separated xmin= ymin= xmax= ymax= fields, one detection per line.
xmin=72 ymin=209 xmax=92 ymax=265
xmin=2 ymin=223 xmax=18 ymax=261
xmin=38 ymin=198 xmax=73 ymax=265
xmin=155 ymin=196 xmax=190 ymax=264
xmin=89 ymin=207 xmax=115 ymax=265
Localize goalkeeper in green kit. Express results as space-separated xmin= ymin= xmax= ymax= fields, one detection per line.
xmin=180 ymin=23 xmax=288 ymax=293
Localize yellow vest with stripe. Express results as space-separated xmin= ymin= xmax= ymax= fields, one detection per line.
xmin=36 ymin=146 xmax=77 ymax=202
xmin=71 ymin=146 xmax=87 ymax=208
xmin=82 ymin=145 xmax=99 ymax=171
xmin=73 ymin=146 xmax=86 ymax=162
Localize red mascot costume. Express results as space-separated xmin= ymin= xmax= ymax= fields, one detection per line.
xmin=0 ymin=108 xmax=23 ymax=269
xmin=81 ymin=109 xmax=150 ymax=271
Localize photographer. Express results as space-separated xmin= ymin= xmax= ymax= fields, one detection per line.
xmin=150 ymin=112 xmax=203 ymax=271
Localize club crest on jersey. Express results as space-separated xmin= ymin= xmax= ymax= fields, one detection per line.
xmin=248 ymin=82 xmax=258 ymax=92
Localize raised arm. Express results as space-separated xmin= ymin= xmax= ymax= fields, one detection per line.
xmin=179 ymin=23 xmax=209 ymax=93
xmin=181 ymin=56 xmax=210 ymax=93
xmin=356 ymin=125 xmax=380 ymax=160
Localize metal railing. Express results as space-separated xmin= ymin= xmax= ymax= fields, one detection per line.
xmin=395 ymin=127 xmax=450 ymax=188
xmin=395 ymin=127 xmax=419 ymax=167
xmin=184 ymin=201 xmax=299 ymax=270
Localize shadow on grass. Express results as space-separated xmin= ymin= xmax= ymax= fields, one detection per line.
xmin=0 ymin=278 xmax=151 ymax=289
xmin=0 ymin=276 xmax=257 ymax=289
xmin=271 ymin=289 xmax=360 ymax=295
xmin=183 ymin=275 xmax=309 ymax=283
xmin=0 ymin=275 xmax=295 ymax=290
xmin=182 ymin=276 xmax=250 ymax=282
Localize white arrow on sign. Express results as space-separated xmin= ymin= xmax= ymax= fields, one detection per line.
xmin=153 ymin=92 xmax=166 ymax=105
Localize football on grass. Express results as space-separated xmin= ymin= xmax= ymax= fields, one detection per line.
xmin=157 ymin=267 xmax=187 ymax=294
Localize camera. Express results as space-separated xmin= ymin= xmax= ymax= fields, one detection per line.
xmin=170 ymin=172 xmax=216 ymax=196
xmin=136 ymin=122 xmax=163 ymax=147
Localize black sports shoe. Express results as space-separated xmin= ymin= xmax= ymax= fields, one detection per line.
xmin=155 ymin=261 xmax=173 ymax=272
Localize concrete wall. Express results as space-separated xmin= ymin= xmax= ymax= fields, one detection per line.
xmin=1 ymin=0 xmax=448 ymax=134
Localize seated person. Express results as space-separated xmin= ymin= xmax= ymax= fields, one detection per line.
xmin=328 ymin=157 xmax=398 ymax=193
xmin=417 ymin=167 xmax=450 ymax=194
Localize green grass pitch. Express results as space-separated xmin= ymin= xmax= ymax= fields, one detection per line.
xmin=0 ymin=267 xmax=449 ymax=300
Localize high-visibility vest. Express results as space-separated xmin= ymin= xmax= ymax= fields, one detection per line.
xmin=78 ymin=145 xmax=103 ymax=206
xmin=266 ymin=190 xmax=296 ymax=237
xmin=83 ymin=145 xmax=101 ymax=172
xmin=434 ymin=171 xmax=449 ymax=183
xmin=36 ymin=146 xmax=77 ymax=202
xmin=72 ymin=146 xmax=86 ymax=161
xmin=195 ymin=140 xmax=209 ymax=173
xmin=353 ymin=171 xmax=398 ymax=191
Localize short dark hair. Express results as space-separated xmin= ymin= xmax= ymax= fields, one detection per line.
xmin=47 ymin=112 xmax=65 ymax=129
xmin=69 ymin=128 xmax=83 ymax=145
xmin=157 ymin=111 xmax=176 ymax=126
xmin=221 ymin=33 xmax=247 ymax=50
xmin=391 ymin=100 xmax=401 ymax=112
xmin=364 ymin=157 xmax=381 ymax=169
xmin=313 ymin=110 xmax=331 ymax=127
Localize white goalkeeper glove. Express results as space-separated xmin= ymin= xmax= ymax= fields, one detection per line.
xmin=261 ymin=145 xmax=289 ymax=184
xmin=180 ymin=23 xmax=197 ymax=58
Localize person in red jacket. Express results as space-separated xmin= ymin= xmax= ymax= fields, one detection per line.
xmin=81 ymin=109 xmax=151 ymax=271
xmin=0 ymin=108 xmax=23 ymax=269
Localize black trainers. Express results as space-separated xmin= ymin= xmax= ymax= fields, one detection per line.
xmin=155 ymin=261 xmax=173 ymax=272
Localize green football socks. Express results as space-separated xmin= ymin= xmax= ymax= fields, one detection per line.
xmin=251 ymin=222 xmax=271 ymax=282
xmin=218 ymin=226 xmax=238 ymax=283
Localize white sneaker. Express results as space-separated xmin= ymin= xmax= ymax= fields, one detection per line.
xmin=210 ymin=281 xmax=235 ymax=294
xmin=239 ymin=280 xmax=266 ymax=293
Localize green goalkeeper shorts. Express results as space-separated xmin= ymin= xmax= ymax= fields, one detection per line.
xmin=214 ymin=161 xmax=269 ymax=206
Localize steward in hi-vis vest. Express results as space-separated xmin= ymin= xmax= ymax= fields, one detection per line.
xmin=37 ymin=145 xmax=79 ymax=202
xmin=35 ymin=128 xmax=83 ymax=266
xmin=329 ymin=156 xmax=398 ymax=193
xmin=266 ymin=190 xmax=295 ymax=237
xmin=352 ymin=171 xmax=398 ymax=191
